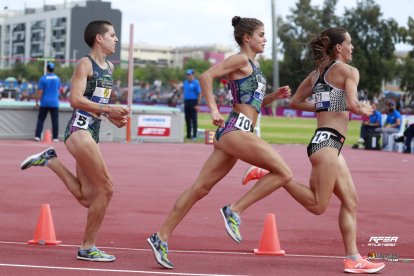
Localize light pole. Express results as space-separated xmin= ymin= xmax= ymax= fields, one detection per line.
xmin=271 ymin=0 xmax=279 ymax=89
xmin=271 ymin=0 xmax=280 ymax=116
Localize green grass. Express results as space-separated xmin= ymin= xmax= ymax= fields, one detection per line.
xmin=197 ymin=113 xmax=360 ymax=145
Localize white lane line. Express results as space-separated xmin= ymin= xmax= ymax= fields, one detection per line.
xmin=0 ymin=264 xmax=247 ymax=276
xmin=1 ymin=241 xmax=412 ymax=262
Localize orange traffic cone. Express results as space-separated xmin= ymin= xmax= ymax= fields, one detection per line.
xmin=42 ymin=129 xmax=52 ymax=143
xmin=28 ymin=204 xmax=61 ymax=245
xmin=254 ymin=213 xmax=285 ymax=255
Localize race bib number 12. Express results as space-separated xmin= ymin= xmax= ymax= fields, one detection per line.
xmin=311 ymin=131 xmax=331 ymax=144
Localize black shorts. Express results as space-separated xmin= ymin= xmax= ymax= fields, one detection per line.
xmin=307 ymin=127 xmax=345 ymax=157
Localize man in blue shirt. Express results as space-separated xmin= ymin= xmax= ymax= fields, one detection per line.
xmin=375 ymin=101 xmax=402 ymax=149
xmin=35 ymin=62 xmax=61 ymax=142
xmin=356 ymin=103 xmax=382 ymax=146
xmin=183 ymin=69 xmax=202 ymax=140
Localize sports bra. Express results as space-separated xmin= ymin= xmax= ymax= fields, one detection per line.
xmin=312 ymin=60 xmax=347 ymax=112
xmin=226 ymin=59 xmax=267 ymax=113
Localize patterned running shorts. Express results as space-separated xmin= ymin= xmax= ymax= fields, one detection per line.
xmin=64 ymin=110 xmax=101 ymax=144
xmin=215 ymin=111 xmax=254 ymax=141
xmin=307 ymin=127 xmax=345 ymax=157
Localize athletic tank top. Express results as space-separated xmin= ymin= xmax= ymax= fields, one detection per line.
xmin=312 ymin=60 xmax=347 ymax=112
xmin=226 ymin=60 xmax=267 ymax=113
xmin=83 ymin=55 xmax=113 ymax=105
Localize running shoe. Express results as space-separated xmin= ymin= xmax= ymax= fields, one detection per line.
xmin=344 ymin=257 xmax=385 ymax=274
xmin=147 ymin=233 xmax=173 ymax=269
xmin=241 ymin=166 xmax=269 ymax=185
xmin=220 ymin=205 xmax=242 ymax=243
xmin=20 ymin=147 xmax=57 ymax=170
xmin=77 ymin=246 xmax=116 ymax=262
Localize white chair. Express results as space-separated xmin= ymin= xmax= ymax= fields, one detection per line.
xmin=381 ymin=114 xmax=387 ymax=127
xmin=402 ymin=116 xmax=414 ymax=153
xmin=392 ymin=115 xmax=414 ymax=153
xmin=254 ymin=113 xmax=262 ymax=137
xmin=387 ymin=115 xmax=406 ymax=152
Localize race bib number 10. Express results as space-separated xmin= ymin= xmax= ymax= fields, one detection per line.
xmin=311 ymin=131 xmax=331 ymax=144
xmin=73 ymin=112 xmax=92 ymax=129
xmin=235 ymin=112 xmax=253 ymax=132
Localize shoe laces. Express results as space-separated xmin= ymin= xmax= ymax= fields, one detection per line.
xmin=227 ymin=208 xmax=241 ymax=226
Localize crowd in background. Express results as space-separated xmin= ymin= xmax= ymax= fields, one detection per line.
xmin=1 ymin=76 xmax=414 ymax=116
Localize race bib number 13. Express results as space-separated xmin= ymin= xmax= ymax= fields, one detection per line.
xmin=73 ymin=112 xmax=92 ymax=129
xmin=235 ymin=112 xmax=253 ymax=132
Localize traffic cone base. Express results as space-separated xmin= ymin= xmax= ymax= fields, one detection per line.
xmin=28 ymin=239 xmax=61 ymax=245
xmin=27 ymin=204 xmax=61 ymax=245
xmin=254 ymin=213 xmax=285 ymax=256
xmin=254 ymin=248 xmax=285 ymax=255
xmin=43 ymin=129 xmax=52 ymax=143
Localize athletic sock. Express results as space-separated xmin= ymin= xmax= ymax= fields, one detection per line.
xmin=346 ymin=254 xmax=362 ymax=260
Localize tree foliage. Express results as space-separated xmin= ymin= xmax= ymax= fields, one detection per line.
xmin=1 ymin=0 xmax=413 ymax=101
xmin=275 ymin=0 xmax=339 ymax=90
xmin=273 ymin=0 xmax=409 ymax=100
xmin=397 ymin=17 xmax=414 ymax=97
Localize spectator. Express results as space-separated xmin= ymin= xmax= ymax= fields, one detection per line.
xmin=395 ymin=118 xmax=414 ymax=153
xmin=183 ymin=69 xmax=202 ymax=140
xmin=375 ymin=101 xmax=402 ymax=149
xmin=352 ymin=103 xmax=382 ymax=149
xmin=34 ymin=62 xmax=61 ymax=142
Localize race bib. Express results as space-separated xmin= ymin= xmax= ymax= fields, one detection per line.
xmin=311 ymin=131 xmax=331 ymax=144
xmin=235 ymin=112 xmax=253 ymax=132
xmin=253 ymin=75 xmax=266 ymax=102
xmin=73 ymin=112 xmax=92 ymax=130
xmin=313 ymin=84 xmax=330 ymax=110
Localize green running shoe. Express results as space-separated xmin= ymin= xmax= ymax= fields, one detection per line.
xmin=147 ymin=233 xmax=173 ymax=269
xmin=220 ymin=205 xmax=242 ymax=243
xmin=77 ymin=246 xmax=116 ymax=262
xmin=20 ymin=147 xmax=57 ymax=170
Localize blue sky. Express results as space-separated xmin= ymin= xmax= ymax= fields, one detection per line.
xmin=4 ymin=0 xmax=414 ymax=53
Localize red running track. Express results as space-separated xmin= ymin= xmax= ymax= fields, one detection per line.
xmin=0 ymin=140 xmax=413 ymax=275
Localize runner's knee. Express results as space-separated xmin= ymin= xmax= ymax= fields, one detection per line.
xmin=270 ymin=165 xmax=293 ymax=184
xmin=308 ymin=202 xmax=329 ymax=215
xmin=191 ymin=183 xmax=213 ymax=200
xmin=342 ymin=193 xmax=358 ymax=212
xmin=97 ymin=177 xmax=113 ymax=201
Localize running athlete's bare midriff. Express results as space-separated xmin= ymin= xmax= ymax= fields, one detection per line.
xmin=317 ymin=111 xmax=349 ymax=137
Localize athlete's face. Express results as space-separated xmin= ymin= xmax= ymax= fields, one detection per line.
xmin=98 ymin=25 xmax=118 ymax=55
xmin=337 ymin=32 xmax=353 ymax=63
xmin=248 ymin=26 xmax=267 ymax=54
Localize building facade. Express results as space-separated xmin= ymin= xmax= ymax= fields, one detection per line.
xmin=0 ymin=0 xmax=234 ymax=70
xmin=0 ymin=0 xmax=121 ymax=69
xmin=120 ymin=43 xmax=235 ymax=69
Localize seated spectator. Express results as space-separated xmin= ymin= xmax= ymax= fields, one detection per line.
xmin=395 ymin=120 xmax=414 ymax=153
xmin=375 ymin=101 xmax=402 ymax=149
xmin=353 ymin=103 xmax=382 ymax=148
